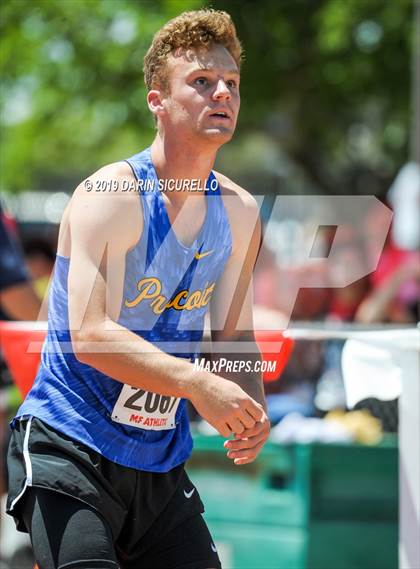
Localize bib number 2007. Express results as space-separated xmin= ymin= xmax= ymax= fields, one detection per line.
xmin=111 ymin=385 xmax=180 ymax=430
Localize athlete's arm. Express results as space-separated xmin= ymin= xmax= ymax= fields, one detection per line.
xmin=65 ymin=163 xmax=263 ymax=438
xmin=210 ymin=174 xmax=270 ymax=464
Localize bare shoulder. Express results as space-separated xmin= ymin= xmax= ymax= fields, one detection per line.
xmin=214 ymin=171 xmax=260 ymax=255
xmin=89 ymin=160 xmax=135 ymax=182
xmin=58 ymin=161 xmax=142 ymax=257
xmin=214 ymin=170 xmax=259 ymax=212
xmin=70 ymin=160 xmax=140 ymax=215
xmin=73 ymin=160 xmax=137 ymax=197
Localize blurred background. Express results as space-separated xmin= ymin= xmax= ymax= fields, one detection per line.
xmin=0 ymin=1 xmax=419 ymax=568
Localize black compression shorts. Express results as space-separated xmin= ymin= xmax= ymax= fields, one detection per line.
xmin=7 ymin=416 xmax=221 ymax=569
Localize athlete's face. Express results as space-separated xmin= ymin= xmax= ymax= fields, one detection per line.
xmin=157 ymin=44 xmax=240 ymax=145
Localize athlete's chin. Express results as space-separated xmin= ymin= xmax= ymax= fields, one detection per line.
xmin=200 ymin=128 xmax=234 ymax=144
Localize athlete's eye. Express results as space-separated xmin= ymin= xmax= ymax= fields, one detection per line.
xmin=194 ymin=77 xmax=208 ymax=87
xmin=226 ymin=80 xmax=237 ymax=89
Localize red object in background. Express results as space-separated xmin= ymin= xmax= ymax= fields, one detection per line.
xmin=0 ymin=208 xmax=19 ymax=237
xmin=0 ymin=321 xmax=47 ymax=398
xmin=0 ymin=322 xmax=294 ymax=397
xmin=254 ymin=330 xmax=294 ymax=382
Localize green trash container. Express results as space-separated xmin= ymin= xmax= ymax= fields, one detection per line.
xmin=187 ymin=435 xmax=310 ymax=568
xmin=187 ymin=433 xmax=398 ymax=569
xmin=307 ymin=438 xmax=398 ymax=569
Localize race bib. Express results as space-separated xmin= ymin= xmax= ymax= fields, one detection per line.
xmin=111 ymin=385 xmax=180 ymax=430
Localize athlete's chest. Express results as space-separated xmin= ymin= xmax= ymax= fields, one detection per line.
xmin=162 ymin=195 xmax=207 ymax=249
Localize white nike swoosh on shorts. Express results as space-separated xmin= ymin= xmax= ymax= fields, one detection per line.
xmin=184 ymin=488 xmax=195 ymax=499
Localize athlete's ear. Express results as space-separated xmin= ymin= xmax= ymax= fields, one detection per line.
xmin=147 ymin=90 xmax=165 ymax=119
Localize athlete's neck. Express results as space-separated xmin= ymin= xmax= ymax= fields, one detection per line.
xmin=150 ymin=135 xmax=218 ymax=194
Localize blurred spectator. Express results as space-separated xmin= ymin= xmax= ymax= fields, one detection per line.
xmin=254 ymin=241 xmax=330 ymax=321
xmin=23 ymin=238 xmax=55 ymax=299
xmin=254 ymin=211 xmax=417 ymax=424
xmin=255 ymin=224 xmax=375 ymax=323
xmin=254 ymin=225 xmax=375 ymax=419
xmin=356 ymin=244 xmax=420 ymax=324
xmin=359 ymin=185 xmax=420 ymax=324
xmin=0 ymin=204 xmax=42 ymax=543
xmin=316 ymin=230 xmax=372 ymax=413
xmin=326 ymin=231 xmax=372 ymax=323
xmin=0 ymin=205 xmax=41 ymax=321
xmin=254 ymin=243 xmax=284 ymax=313
xmin=285 ymin=264 xmax=330 ymax=321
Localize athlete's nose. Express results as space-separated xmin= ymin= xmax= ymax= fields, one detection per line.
xmin=212 ymin=79 xmax=231 ymax=101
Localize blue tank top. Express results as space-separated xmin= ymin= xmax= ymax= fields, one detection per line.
xmin=14 ymin=147 xmax=232 ymax=472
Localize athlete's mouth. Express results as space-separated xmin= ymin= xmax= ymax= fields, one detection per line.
xmin=208 ymin=109 xmax=231 ymax=120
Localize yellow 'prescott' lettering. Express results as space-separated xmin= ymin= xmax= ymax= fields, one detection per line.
xmin=124 ymin=277 xmax=216 ymax=314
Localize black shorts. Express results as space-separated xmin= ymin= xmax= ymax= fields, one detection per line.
xmin=7 ymin=416 xmax=221 ymax=568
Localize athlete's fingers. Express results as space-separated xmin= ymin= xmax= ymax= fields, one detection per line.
xmin=229 ymin=409 xmax=258 ymax=434
xmin=234 ymin=414 xmax=269 ymax=439
xmin=244 ymin=402 xmax=264 ymax=422
xmin=239 ymin=409 xmax=257 ymax=430
xmin=234 ymin=423 xmax=261 ymax=439
xmin=225 ymin=434 xmax=267 ymax=456
xmin=218 ymin=423 xmax=232 ymax=438
xmin=232 ymin=440 xmax=266 ymax=466
xmin=224 ymin=432 xmax=266 ymax=452
xmin=226 ymin=417 xmax=245 ymax=435
xmin=234 ymin=455 xmax=257 ymax=466
xmin=227 ymin=439 xmax=264 ymax=459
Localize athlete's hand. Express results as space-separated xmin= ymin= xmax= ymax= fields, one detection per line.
xmin=223 ymin=411 xmax=270 ymax=465
xmin=191 ymin=377 xmax=264 ymax=438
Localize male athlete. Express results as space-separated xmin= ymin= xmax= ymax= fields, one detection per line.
xmin=7 ymin=9 xmax=270 ymax=568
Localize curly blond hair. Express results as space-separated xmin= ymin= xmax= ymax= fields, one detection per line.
xmin=144 ymin=9 xmax=243 ymax=91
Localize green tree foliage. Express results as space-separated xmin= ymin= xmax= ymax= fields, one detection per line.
xmin=0 ymin=0 xmax=414 ymax=196
xmin=214 ymin=0 xmax=413 ymax=196
xmin=0 ymin=0 xmax=201 ymax=191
